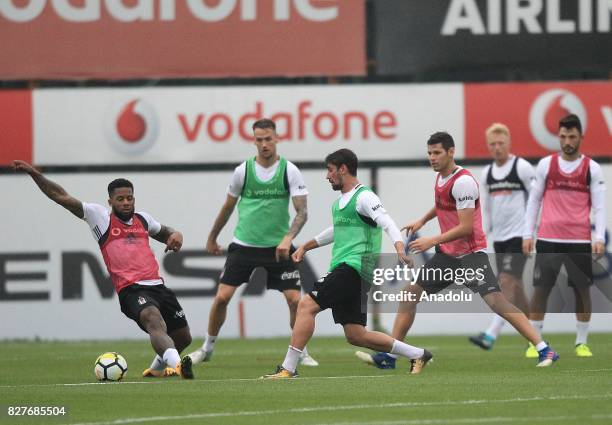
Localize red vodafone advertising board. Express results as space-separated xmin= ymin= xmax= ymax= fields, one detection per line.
xmin=0 ymin=90 xmax=32 ymax=165
xmin=465 ymin=82 xmax=612 ymax=158
xmin=0 ymin=0 xmax=365 ymax=80
xmin=2 ymin=81 xmax=610 ymax=167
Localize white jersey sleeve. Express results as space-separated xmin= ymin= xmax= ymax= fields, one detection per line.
xmin=517 ymin=158 xmax=536 ymax=194
xmin=523 ymin=157 xmax=550 ymax=238
xmin=451 ymin=175 xmax=479 ymax=210
xmin=227 ymin=162 xmax=247 ymax=198
xmin=135 ymin=211 xmax=162 ymax=236
xmin=82 ymin=202 xmax=110 ymax=242
xmin=286 ymin=161 xmax=308 ymax=197
xmin=356 ymin=191 xmax=402 ymax=243
xmin=356 ymin=190 xmax=387 ymax=221
xmin=315 ymin=226 xmax=334 ymax=246
xmin=589 ymin=160 xmax=606 ymax=243
xmin=480 ymin=165 xmax=492 ymax=234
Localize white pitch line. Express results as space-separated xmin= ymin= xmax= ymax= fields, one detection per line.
xmin=62 ymin=394 xmax=612 ymax=425
xmin=1 ymin=364 xmax=610 ymax=389
xmin=312 ymin=413 xmax=612 ymax=425
xmin=0 ymin=374 xmax=394 ymax=389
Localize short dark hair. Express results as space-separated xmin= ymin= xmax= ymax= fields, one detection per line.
xmin=559 ymin=114 xmax=582 ymax=134
xmin=252 ymin=118 xmax=276 ymax=132
xmin=108 ymin=178 xmax=133 ymax=197
xmin=325 ymin=149 xmax=358 ymax=176
xmin=427 ymin=131 xmax=455 ymax=151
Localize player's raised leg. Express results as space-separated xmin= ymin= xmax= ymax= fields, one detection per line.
xmin=139 ymin=306 xmax=193 ymax=379
xmin=470 ymin=271 xmax=530 ymax=350
xmin=355 ymin=282 xmax=423 ymax=370
xmin=482 ymin=291 xmax=558 ymax=366
xmin=144 ymin=326 xmax=191 ymax=378
xmin=345 ymin=324 xmax=432 ymax=375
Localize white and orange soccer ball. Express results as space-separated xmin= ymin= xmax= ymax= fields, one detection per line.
xmin=94 ymin=352 xmax=128 ymax=381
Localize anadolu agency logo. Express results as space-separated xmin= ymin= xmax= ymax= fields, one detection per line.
xmin=105 ymin=99 xmax=159 ymax=155
xmin=529 ymin=89 xmax=587 ymax=151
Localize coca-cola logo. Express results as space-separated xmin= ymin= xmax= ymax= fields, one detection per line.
xmin=105 ymin=99 xmax=159 ymax=155
xmin=529 ymin=89 xmax=587 ymax=151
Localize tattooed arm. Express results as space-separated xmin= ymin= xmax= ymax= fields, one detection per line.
xmin=13 ymin=160 xmax=84 ymax=218
xmin=152 ymin=224 xmax=183 ymax=253
xmin=276 ymin=195 xmax=308 ymax=262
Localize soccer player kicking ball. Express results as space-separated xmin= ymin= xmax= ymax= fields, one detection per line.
xmin=356 ymin=132 xmax=559 ymax=369
xmin=13 ymin=160 xmax=194 ymax=379
xmin=262 ymin=149 xmax=432 ymax=379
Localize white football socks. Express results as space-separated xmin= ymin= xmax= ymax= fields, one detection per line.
xmin=485 ymin=315 xmax=506 ymax=339
xmin=281 ymin=346 xmax=302 ymax=373
xmin=203 ymin=333 xmax=217 ymax=353
xmin=149 ymin=355 xmax=165 ymax=371
xmin=390 ymin=339 xmax=424 ymax=360
xmin=576 ymin=321 xmax=590 ymax=345
xmin=163 ymin=348 xmax=181 ymax=368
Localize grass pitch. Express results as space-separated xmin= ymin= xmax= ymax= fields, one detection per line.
xmin=1 ymin=333 xmax=611 ymax=425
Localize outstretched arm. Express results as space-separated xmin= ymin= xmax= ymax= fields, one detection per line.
xmin=13 ymin=160 xmax=84 ymax=218
xmin=207 ymin=194 xmax=238 ymax=255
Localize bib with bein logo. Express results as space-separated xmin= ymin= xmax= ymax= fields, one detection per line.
xmin=235 ymin=157 xmax=290 ymax=247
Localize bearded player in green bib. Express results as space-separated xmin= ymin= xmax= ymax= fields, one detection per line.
xmin=188 ymin=118 xmax=318 ymax=367
xmin=262 ymin=149 xmax=431 ymax=378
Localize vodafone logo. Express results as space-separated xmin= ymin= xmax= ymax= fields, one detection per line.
xmin=111 ymin=228 xmax=121 ymax=237
xmin=105 ymin=99 xmax=159 ymax=155
xmin=529 ymin=89 xmax=587 ymax=151
xmin=0 ymin=1 xmax=339 ymax=23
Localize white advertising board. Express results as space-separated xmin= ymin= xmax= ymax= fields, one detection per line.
xmin=33 ymin=84 xmax=464 ymax=165
xmin=1 ymin=165 xmax=610 ymax=340
xmin=0 ymin=168 xmax=363 ymax=340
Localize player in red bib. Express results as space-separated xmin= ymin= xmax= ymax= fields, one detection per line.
xmin=13 ymin=160 xmax=194 ymax=379
xmin=523 ymin=114 xmax=606 ymax=358
xmin=357 ymin=132 xmax=558 ymax=369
